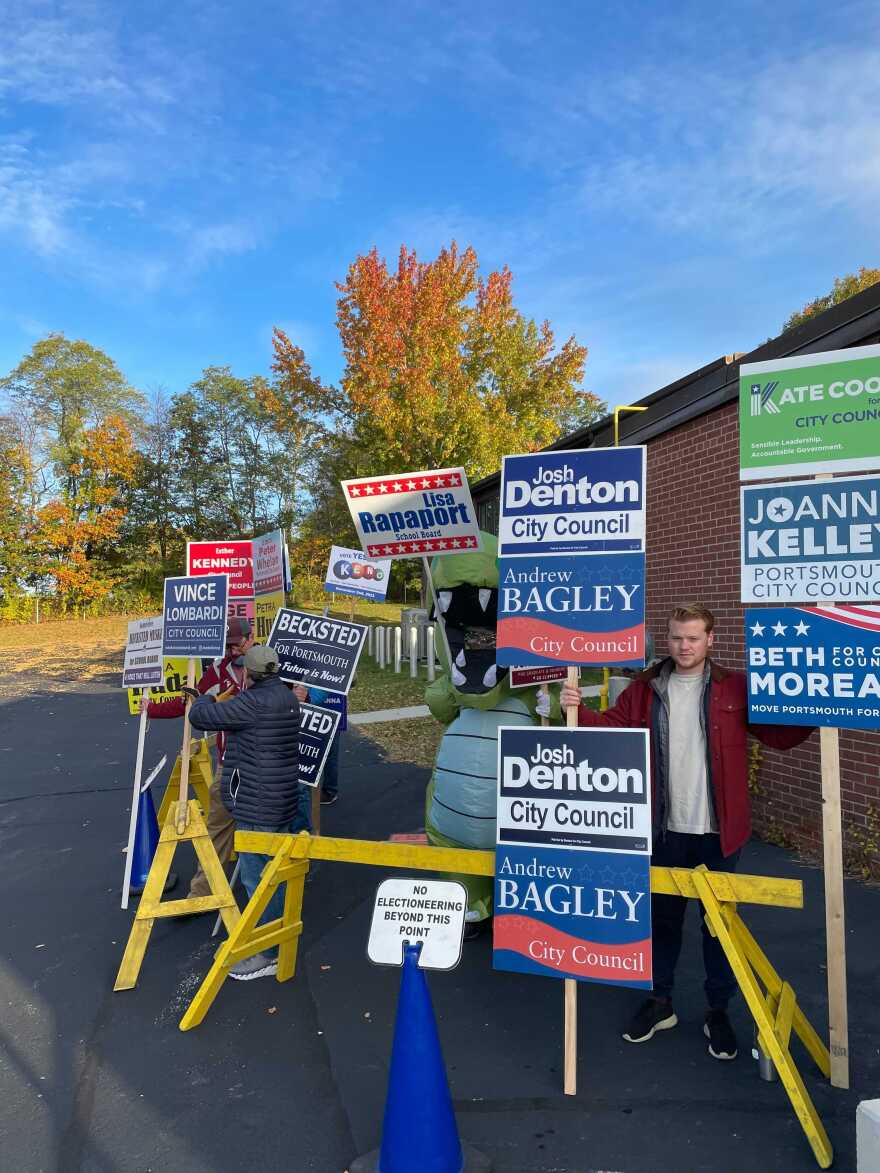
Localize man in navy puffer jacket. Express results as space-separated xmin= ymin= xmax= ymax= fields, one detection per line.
xmin=189 ymin=643 xmax=307 ymax=981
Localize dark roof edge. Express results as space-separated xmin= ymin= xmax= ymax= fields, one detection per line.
xmin=471 ymin=281 xmax=880 ymax=500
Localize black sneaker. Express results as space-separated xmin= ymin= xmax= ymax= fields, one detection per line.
xmin=704 ymin=1009 xmax=738 ymax=1060
xmin=320 ymin=792 xmax=338 ymax=806
xmin=622 ymin=998 xmax=678 ymax=1043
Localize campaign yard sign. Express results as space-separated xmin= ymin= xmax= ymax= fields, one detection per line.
xmin=122 ymin=616 xmax=164 ymax=688
xmin=740 ymin=344 xmax=880 ymax=481
xmin=126 ymin=657 xmax=189 ymax=715
xmin=341 ymin=466 xmax=480 ymax=560
xmin=324 ymin=545 xmax=391 ymax=603
xmin=493 ymin=727 xmax=651 ymax=988
xmin=268 ymin=608 xmax=366 ymax=694
xmin=187 ymin=540 xmax=253 ymax=597
xmin=298 ymin=703 xmax=342 ymax=787
xmin=254 ymin=589 xmax=286 ymax=641
xmin=162 ymin=574 xmax=228 ymax=659
xmin=741 ymin=474 xmax=880 ymax=603
xmin=499 ymin=447 xmax=646 ymax=557
xmin=746 ymin=605 xmax=880 ymax=731
xmin=252 ymin=529 xmax=285 ymax=596
xmin=496 ymin=553 xmax=645 ymax=668
xmin=509 ymin=665 xmax=571 ymax=689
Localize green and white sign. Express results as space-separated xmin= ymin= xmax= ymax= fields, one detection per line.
xmin=740 ymin=344 xmax=880 ymax=481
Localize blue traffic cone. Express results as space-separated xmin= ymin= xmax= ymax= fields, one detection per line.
xmin=351 ymin=943 xmax=491 ymax=1173
xmin=129 ymin=786 xmax=177 ymax=896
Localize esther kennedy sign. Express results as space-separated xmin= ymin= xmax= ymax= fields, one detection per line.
xmin=741 ymin=475 xmax=880 ymax=603
xmin=341 ymin=466 xmax=480 ymax=559
xmin=298 ymin=703 xmax=341 ymax=787
xmin=497 ymin=727 xmax=651 ymax=853
xmin=496 ymin=553 xmax=645 ymax=668
xmin=746 ymin=605 xmax=880 ymax=730
xmin=268 ymin=608 xmax=366 ymax=694
xmin=500 ymin=447 xmax=645 ymax=557
xmin=187 ymin=541 xmax=253 ymax=597
xmin=162 ymin=574 xmax=228 ymax=658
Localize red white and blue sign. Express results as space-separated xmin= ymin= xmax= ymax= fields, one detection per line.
xmin=187 ymin=540 xmax=253 ymax=598
xmin=746 ymin=605 xmax=880 ymax=730
xmin=496 ymin=553 xmax=645 ymax=668
xmin=324 ymin=545 xmax=391 ymax=603
xmin=499 ymin=447 xmax=646 ymax=558
xmin=162 ymin=574 xmax=228 ymax=659
xmin=493 ymin=726 xmax=652 ymax=988
xmin=341 ymin=466 xmax=480 ymax=560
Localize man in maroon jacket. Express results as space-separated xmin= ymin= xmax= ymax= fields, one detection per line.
xmin=140 ymin=616 xmax=253 ymax=900
xmin=560 ymin=604 xmax=813 ymax=1061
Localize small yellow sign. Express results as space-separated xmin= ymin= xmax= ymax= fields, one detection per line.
xmin=127 ymin=657 xmax=190 ymax=715
xmin=255 ymin=590 xmax=286 ymax=641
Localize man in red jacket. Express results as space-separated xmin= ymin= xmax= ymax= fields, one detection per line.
xmin=141 ymin=616 xmax=253 ymax=900
xmin=560 ymin=603 xmax=813 ymax=1061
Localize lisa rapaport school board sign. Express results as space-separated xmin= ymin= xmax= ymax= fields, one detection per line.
xmin=492 ymin=726 xmax=652 ymax=989
xmin=740 ymin=343 xmax=880 ymax=480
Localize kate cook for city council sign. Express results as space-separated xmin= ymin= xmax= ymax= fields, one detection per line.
xmin=739 ymin=343 xmax=880 ymax=481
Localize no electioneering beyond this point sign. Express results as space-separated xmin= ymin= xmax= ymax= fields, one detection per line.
xmin=368 ymin=878 xmax=467 ymax=970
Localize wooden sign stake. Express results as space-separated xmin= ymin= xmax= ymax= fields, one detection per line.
xmin=563 ymin=665 xmax=579 ymax=1095
xmin=820 ymin=724 xmax=849 ymax=1088
xmin=175 ymin=657 xmax=196 ymax=834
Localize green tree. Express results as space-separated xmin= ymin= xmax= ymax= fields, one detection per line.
xmin=0 ymin=414 xmax=36 ymax=605
xmin=783 ymin=267 xmax=880 ymax=332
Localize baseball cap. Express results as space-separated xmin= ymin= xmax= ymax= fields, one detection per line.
xmin=243 ymin=644 xmax=279 ymax=679
xmin=226 ymin=617 xmax=252 ymax=646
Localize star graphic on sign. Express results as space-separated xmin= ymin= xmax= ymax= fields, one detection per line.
xmin=772 ymin=621 xmax=787 ymax=636
xmin=435 ymin=476 xmax=447 ymax=486
xmin=364 ymin=485 xmax=375 ymax=495
xmin=392 ymin=482 xmax=403 ymax=492
xmin=794 ymin=619 xmax=810 ymax=636
xmin=770 ymin=503 xmax=788 ymax=519
xmin=350 ymin=486 xmax=361 ymax=496
xmin=383 ymin=546 xmax=394 ymax=555
xmin=406 ymin=480 xmax=417 ymax=490
xmin=378 ymin=482 xmax=389 ymax=493
xmin=750 ymin=621 xmax=765 ymax=637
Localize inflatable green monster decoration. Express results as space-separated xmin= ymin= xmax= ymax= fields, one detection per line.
xmin=424 ymin=530 xmax=561 ymax=928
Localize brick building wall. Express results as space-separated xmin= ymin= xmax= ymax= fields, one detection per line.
xmin=644 ymin=401 xmax=880 ymax=869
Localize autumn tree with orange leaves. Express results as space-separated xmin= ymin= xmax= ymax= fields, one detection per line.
xmin=271 ymin=241 xmax=601 ymax=552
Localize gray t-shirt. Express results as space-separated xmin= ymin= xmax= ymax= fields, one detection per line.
xmin=666 ymin=672 xmax=715 ymax=834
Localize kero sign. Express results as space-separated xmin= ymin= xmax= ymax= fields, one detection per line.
xmin=324 ymin=545 xmax=391 ymax=603
xmin=740 ymin=344 xmax=880 ymax=480
xmin=746 ymin=606 xmax=880 ymax=730
xmin=741 ymin=475 xmax=880 ymax=602
xmin=499 ymin=447 xmax=646 ymax=557
xmin=341 ymin=466 xmax=480 ymax=559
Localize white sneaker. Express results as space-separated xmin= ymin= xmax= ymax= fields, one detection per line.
xmin=228 ymin=952 xmax=278 ymax=981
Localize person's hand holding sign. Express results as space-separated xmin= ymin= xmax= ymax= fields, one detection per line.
xmin=560 ymin=683 xmax=581 ymax=711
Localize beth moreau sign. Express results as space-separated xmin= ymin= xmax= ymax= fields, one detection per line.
xmin=367 ymin=878 xmax=467 ymax=971
xmin=493 ymin=727 xmax=652 ymax=989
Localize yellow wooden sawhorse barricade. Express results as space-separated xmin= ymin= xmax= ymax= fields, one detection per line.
xmin=168 ymin=831 xmax=833 ymax=1168
xmin=155 ymin=736 xmax=215 ymax=828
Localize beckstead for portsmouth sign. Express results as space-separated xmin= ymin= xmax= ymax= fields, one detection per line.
xmin=741 ymin=474 xmax=880 ymax=603
xmin=493 ymin=727 xmax=651 ymax=989
xmin=162 ymin=574 xmax=228 ymax=659
xmin=746 ymin=605 xmax=880 ymax=730
xmin=740 ymin=344 xmax=880 ymax=480
xmin=341 ymin=466 xmax=480 ymax=559
xmin=298 ymin=703 xmax=342 ymax=787
xmin=268 ymin=608 xmax=367 ymax=694
xmin=324 ymin=545 xmax=391 ymax=603
xmin=499 ymin=447 xmax=645 ymax=557
xmin=187 ymin=540 xmax=253 ymax=597
xmin=496 ymin=553 xmax=645 ymax=668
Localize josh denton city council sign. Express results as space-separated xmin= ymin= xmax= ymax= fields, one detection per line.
xmin=493 ymin=726 xmax=652 ymax=989
xmin=740 ymin=343 xmax=880 ymax=480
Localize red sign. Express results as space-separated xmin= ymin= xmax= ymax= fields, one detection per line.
xmin=187 ymin=541 xmax=254 ymax=598
xmin=508 ymin=665 xmax=572 ymax=689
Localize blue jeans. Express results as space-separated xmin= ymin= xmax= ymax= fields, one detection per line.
xmin=321 ymin=732 xmax=341 ymax=797
xmin=236 ymin=788 xmax=312 ymax=958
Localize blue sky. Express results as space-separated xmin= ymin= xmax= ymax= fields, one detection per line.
xmin=1 ymin=0 xmax=878 ymax=414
